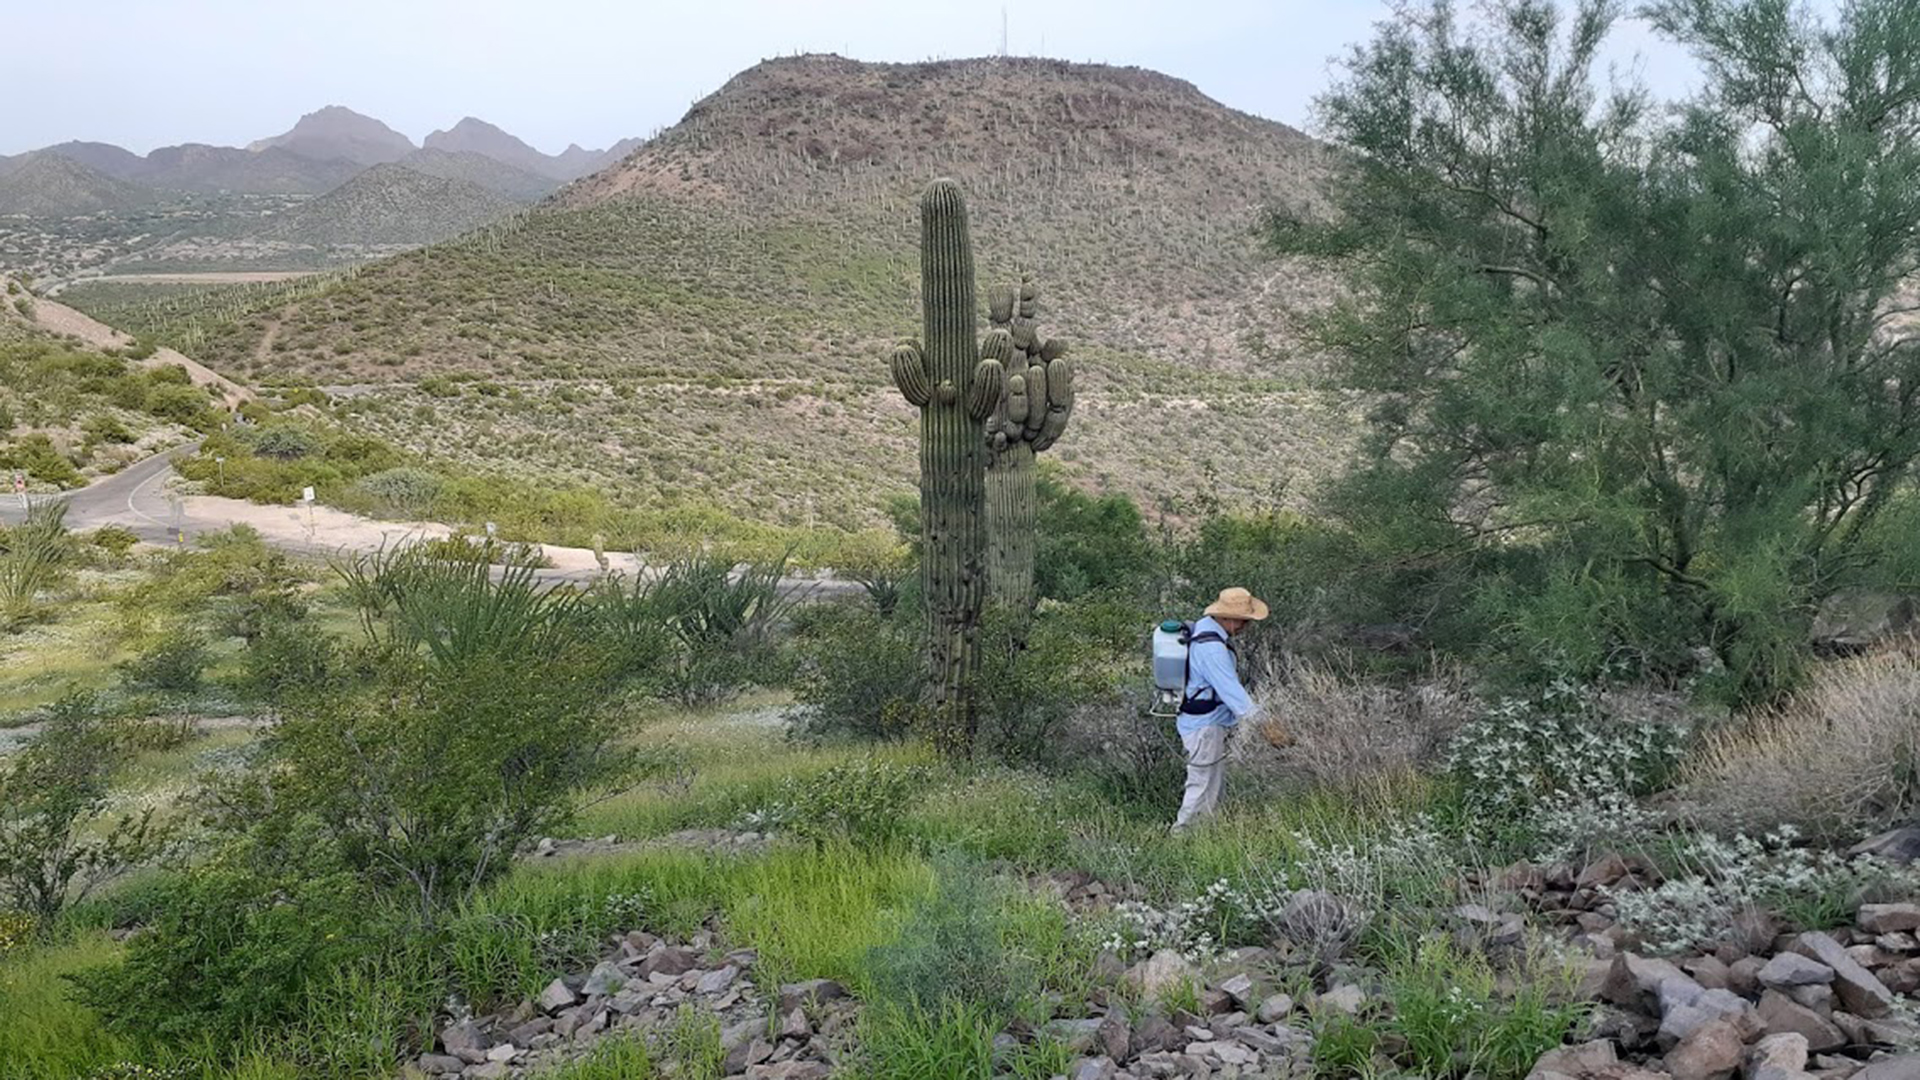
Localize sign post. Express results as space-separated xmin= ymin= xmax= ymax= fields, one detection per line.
xmin=301 ymin=486 xmax=316 ymax=543
xmin=11 ymin=472 xmax=23 ymax=511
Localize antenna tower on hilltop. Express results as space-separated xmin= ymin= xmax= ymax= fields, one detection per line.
xmin=1000 ymin=6 xmax=1008 ymax=56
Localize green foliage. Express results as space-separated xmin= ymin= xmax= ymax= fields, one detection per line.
xmin=246 ymin=426 xmax=319 ymax=461
xmin=755 ymin=755 xmax=933 ymax=846
xmin=535 ymin=1035 xmax=658 ymax=1079
xmin=85 ymin=525 xmax=141 ymax=559
xmin=788 ymin=602 xmax=927 ymax=741
xmin=642 ymin=550 xmax=795 ymax=707
xmin=117 ymin=630 xmax=211 ymax=693
xmin=1 ymin=432 xmax=86 ymax=487
xmin=1 ymin=499 xmax=73 ymax=627
xmin=854 ymin=1000 xmax=1069 ymax=1080
xmin=1031 ymin=472 xmax=1152 ymax=602
xmin=865 ymin=857 xmax=1037 ymax=1019
xmin=351 ymin=465 xmax=443 ymax=517
xmin=1284 ymin=0 xmax=1920 ymax=704
xmin=0 ymin=692 xmax=160 ymax=922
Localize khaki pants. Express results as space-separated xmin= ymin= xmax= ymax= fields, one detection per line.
xmin=1174 ymin=724 xmax=1228 ymax=829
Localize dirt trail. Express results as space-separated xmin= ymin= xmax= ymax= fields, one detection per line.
xmin=252 ymin=302 xmax=296 ymax=367
xmin=26 ymin=295 xmax=254 ymax=410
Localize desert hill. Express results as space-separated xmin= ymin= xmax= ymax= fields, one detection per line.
xmin=267 ymin=164 xmax=520 ymax=247
xmin=400 ymin=148 xmax=559 ymax=201
xmin=422 ymin=118 xmax=629 ymax=181
xmin=0 ymin=154 xmax=157 ymax=216
xmin=248 ymin=105 xmax=416 ymax=166
xmin=77 ymin=55 xmax=1353 ymax=529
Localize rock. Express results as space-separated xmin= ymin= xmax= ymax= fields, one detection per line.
xmin=1750 ymin=1033 xmax=1812 ymax=1075
xmin=1071 ymin=1057 xmax=1117 ymax=1080
xmin=1850 ymin=827 xmax=1920 ymax=864
xmin=440 ymin=1021 xmax=486 ymax=1057
xmin=1763 ymin=953 xmax=1838 ymax=988
xmin=1257 ymin=993 xmax=1294 ymax=1023
xmin=774 ymin=1006 xmax=808 ymax=1041
xmin=1315 ymin=984 xmax=1366 ymax=1016
xmin=641 ymin=946 xmax=700 ymax=978
xmin=1604 ymin=953 xmax=1697 ymax=1011
xmin=1126 ymin=950 xmax=1199 ymax=1000
xmin=484 ymin=1043 xmax=517 ymax=1064
xmin=777 ymin=979 xmax=847 ymax=1013
xmin=722 ymin=1018 xmax=762 ymax=1051
xmin=1787 ymin=984 xmax=1837 ymax=1012
xmin=1204 ymin=1039 xmax=1260 ymax=1067
xmin=1688 ymin=956 xmax=1734 ymax=991
xmin=1861 ymin=904 xmax=1920 ymax=934
xmin=1867 ymin=1017 xmax=1920 ymax=1046
xmin=1233 ymin=1026 xmax=1290 ymax=1055
xmin=1849 ymin=945 xmax=1895 ymax=969
xmin=1668 ymin=1018 xmax=1745 ymax=1080
xmin=1132 ymin=1013 xmax=1180 ymax=1054
xmin=746 ymin=1062 xmax=831 ymax=1080
xmin=724 ymin=1035 xmax=774 ymax=1074
xmin=466 ymin=1064 xmax=509 ymax=1080
xmin=581 ymin=960 xmax=625 ymax=997
xmin=1530 ymin=1040 xmax=1620 ymax=1080
xmin=1791 ymin=931 xmax=1896 ymax=1018
xmin=1662 ymin=989 xmax=1763 ymax=1049
xmin=1854 ymin=1055 xmax=1920 ymax=1080
xmin=1731 ymin=956 xmax=1769 ymax=998
xmin=1579 ymin=853 xmax=1633 ymax=890
xmin=1097 ymin=1012 xmax=1130 ymax=1063
xmin=537 ymin=978 xmax=578 ymax=1014
xmin=695 ymin=965 xmax=739 ymax=995
xmin=417 ymin=1055 xmax=464 ymax=1076
xmin=1888 ymin=960 xmax=1920 ymax=996
xmin=1217 ymin=972 xmax=1257 ymax=1010
xmin=1734 ymin=911 xmax=1786 ymax=956
xmin=1045 ymin=1018 xmax=1105 ymax=1054
xmin=505 ymin=1018 xmax=551 ymax=1047
xmin=1759 ymin=991 xmax=1847 ymax=1053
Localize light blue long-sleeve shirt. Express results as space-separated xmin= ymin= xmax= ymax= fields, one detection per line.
xmin=1176 ymin=615 xmax=1260 ymax=738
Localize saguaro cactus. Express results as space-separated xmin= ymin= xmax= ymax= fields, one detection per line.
xmin=981 ymin=276 xmax=1075 ymax=614
xmin=890 ymin=180 xmax=1005 ymax=746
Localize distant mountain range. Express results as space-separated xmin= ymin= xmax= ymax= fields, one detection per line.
xmin=0 ymin=106 xmax=639 ymax=204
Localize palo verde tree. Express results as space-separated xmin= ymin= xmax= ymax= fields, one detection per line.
xmin=1277 ymin=0 xmax=1920 ymax=703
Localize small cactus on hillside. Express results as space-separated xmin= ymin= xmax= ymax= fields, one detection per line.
xmin=888 ymin=179 xmax=1005 ymax=748
xmin=981 ymin=274 xmax=1076 ymax=615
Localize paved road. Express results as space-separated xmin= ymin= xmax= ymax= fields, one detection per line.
xmin=3 ymin=444 xmax=858 ymax=596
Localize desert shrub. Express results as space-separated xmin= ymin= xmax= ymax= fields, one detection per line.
xmin=1031 ymin=473 xmax=1154 ymax=602
xmin=1611 ymin=828 xmax=1920 ymax=955
xmin=0 ymin=692 xmax=161 ymax=922
xmin=646 ymin=550 xmax=794 ymax=707
xmin=241 ymin=618 xmax=337 ymax=704
xmin=117 ymin=630 xmax=211 ymax=693
xmin=74 ymin=857 xmax=388 ymax=1046
xmin=973 ymin=598 xmax=1139 ymax=765
xmin=248 ymin=425 xmax=320 ymax=461
xmin=1367 ymin=936 xmax=1586 ymax=1080
xmin=1445 ymin=675 xmax=1687 ymax=830
xmin=84 ymin=525 xmax=140 ymax=560
xmin=0 ymin=499 xmax=73 ymax=626
xmin=352 ymin=466 xmax=443 ymax=517
xmin=788 ymin=603 xmax=926 ymax=741
xmin=1103 ymin=878 xmax=1290 ymax=965
xmin=1 ymin=433 xmax=84 ymax=488
xmin=750 ymin=756 xmax=932 ymax=846
xmin=81 ymin=412 xmax=134 ymax=446
xmin=1054 ymin=687 xmax=1186 ymax=817
xmin=865 ymin=858 xmax=1036 ymax=1019
xmin=1685 ymin=647 xmax=1920 ymax=838
xmin=141 ymin=383 xmax=220 ymax=430
xmin=1244 ymin=661 xmax=1476 ymax=791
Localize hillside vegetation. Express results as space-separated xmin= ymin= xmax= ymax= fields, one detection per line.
xmin=124 ymin=56 xmax=1353 ymax=529
xmin=0 ymin=155 xmax=156 ymax=217
xmin=266 ymin=164 xmax=522 ymax=248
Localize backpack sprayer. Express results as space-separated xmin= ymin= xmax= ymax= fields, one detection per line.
xmin=1149 ymin=619 xmax=1230 ymax=718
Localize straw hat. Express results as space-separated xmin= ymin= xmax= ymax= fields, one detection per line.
xmin=1204 ymin=586 xmax=1269 ymax=622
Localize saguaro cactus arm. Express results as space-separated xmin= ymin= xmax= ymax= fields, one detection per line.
xmin=891 ymin=340 xmax=931 ymax=407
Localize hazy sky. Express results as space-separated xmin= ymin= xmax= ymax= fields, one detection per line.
xmin=3 ymin=0 xmax=1702 ymax=156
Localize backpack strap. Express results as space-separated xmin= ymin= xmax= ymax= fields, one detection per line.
xmin=1179 ymin=629 xmax=1235 ymax=715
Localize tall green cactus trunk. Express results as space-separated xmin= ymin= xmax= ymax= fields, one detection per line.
xmin=986 ymin=444 xmax=1037 ymax=613
xmin=889 ymin=180 xmax=1004 ymax=751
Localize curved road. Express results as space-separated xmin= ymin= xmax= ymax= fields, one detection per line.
xmin=3 ymin=444 xmax=855 ymax=595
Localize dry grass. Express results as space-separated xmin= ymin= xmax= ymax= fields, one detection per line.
xmin=1238 ymin=661 xmax=1477 ymax=791
xmin=1684 ymin=645 xmax=1920 ymax=838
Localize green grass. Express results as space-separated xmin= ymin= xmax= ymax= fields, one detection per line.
xmin=0 ymin=931 xmax=135 ymax=1075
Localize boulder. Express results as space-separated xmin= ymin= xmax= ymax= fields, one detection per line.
xmin=1604 ymin=953 xmax=1698 ymax=1011
xmin=1131 ymin=1013 xmax=1181 ymax=1055
xmin=440 ymin=1021 xmax=487 ymax=1057
xmin=1790 ymin=931 xmax=1895 ymax=1018
xmin=504 ymin=1018 xmax=551 ymax=1047
xmin=1070 ymin=1057 xmax=1117 ymax=1080
xmin=1097 ymin=1011 xmax=1130 ymax=1063
xmin=1860 ymin=905 xmax=1920 ymax=935
xmin=1579 ymin=853 xmax=1633 ymax=890
xmin=1730 ymin=957 xmax=1768 ymax=998
xmin=582 ymin=961 xmax=626 ymax=997
xmin=1217 ymin=972 xmax=1257 ymax=1010
xmin=1044 ymin=1018 xmax=1104 ymax=1054
xmin=1762 ymin=953 xmax=1838 ymax=988
xmin=416 ymin=1055 xmax=464 ymax=1076
xmin=1315 ymin=984 xmax=1366 ymax=1016
xmin=1688 ymin=956 xmax=1734 ymax=991
xmin=1126 ymin=950 xmax=1198 ymax=1000
xmin=465 ymin=1064 xmax=509 ymax=1080
xmin=1758 ymin=991 xmax=1847 ymax=1053
xmin=1849 ymin=827 xmax=1920 ymax=865
xmin=1786 ymin=984 xmax=1836 ymax=1013
xmin=536 ymin=978 xmax=578 ymax=1014
xmin=640 ymin=946 xmax=700 ymax=978
xmin=1750 ymin=1032 xmax=1811 ymax=1076
xmin=1667 ymin=1018 xmax=1745 ymax=1080
xmin=724 ymin=1037 xmax=775 ymax=1075
xmin=1529 ymin=1040 xmax=1619 ymax=1080
xmin=1854 ymin=1056 xmax=1920 ymax=1080
xmin=1257 ymin=993 xmax=1294 ymax=1023
xmin=695 ymin=965 xmax=739 ymax=995
xmin=777 ymin=979 xmax=847 ymax=1012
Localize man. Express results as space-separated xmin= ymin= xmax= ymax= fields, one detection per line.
xmin=1172 ymin=586 xmax=1268 ymax=830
